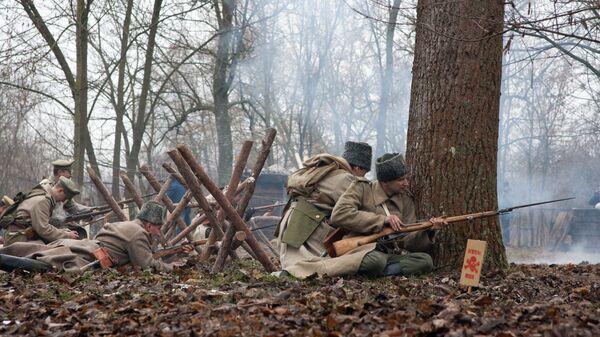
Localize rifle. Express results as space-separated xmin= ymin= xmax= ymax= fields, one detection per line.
xmin=64 ymin=204 xmax=137 ymax=224
xmin=324 ymin=197 xmax=574 ymax=257
xmin=152 ymin=239 xmax=208 ymax=259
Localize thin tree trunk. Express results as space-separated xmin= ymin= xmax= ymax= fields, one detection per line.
xmin=112 ymin=0 xmax=134 ymax=199
xmin=375 ymin=0 xmax=401 ymax=158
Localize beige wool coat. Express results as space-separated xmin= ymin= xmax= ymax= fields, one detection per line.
xmin=277 ymin=166 xmax=376 ymax=279
xmin=5 ymin=193 xmax=73 ymax=245
xmin=331 ymin=179 xmax=435 ymax=253
xmin=0 ymin=219 xmax=174 ymax=272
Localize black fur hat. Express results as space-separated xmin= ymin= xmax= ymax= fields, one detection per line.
xmin=342 ymin=141 xmax=372 ymax=171
xmin=375 ymin=153 xmax=407 ymax=181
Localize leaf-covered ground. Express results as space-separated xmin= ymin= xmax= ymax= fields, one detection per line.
xmin=0 ymin=257 xmax=598 ymax=336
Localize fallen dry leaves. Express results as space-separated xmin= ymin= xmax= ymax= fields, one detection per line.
xmin=0 ymin=259 xmax=597 ymax=336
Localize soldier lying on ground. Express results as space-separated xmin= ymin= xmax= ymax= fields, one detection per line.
xmin=275 ymin=141 xmax=373 ymax=278
xmin=0 ymin=201 xmax=192 ymax=272
xmin=3 ymin=177 xmax=80 ymax=246
xmin=330 ymin=153 xmax=448 ymax=278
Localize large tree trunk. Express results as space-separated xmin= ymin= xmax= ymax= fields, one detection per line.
xmin=406 ymin=0 xmax=508 ymax=270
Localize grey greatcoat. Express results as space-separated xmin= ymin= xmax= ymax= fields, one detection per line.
xmin=276 ymin=155 xmax=376 ymax=279
xmin=0 ymin=219 xmax=174 ymax=272
xmin=331 ymin=179 xmax=435 ymax=253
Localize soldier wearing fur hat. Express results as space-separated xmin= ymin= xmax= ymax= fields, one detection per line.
xmin=342 ymin=141 xmax=372 ymax=177
xmin=39 ymin=159 xmax=94 ymax=227
xmin=4 ymin=176 xmax=80 ymax=246
xmin=275 ymin=142 xmax=373 ymax=278
xmin=0 ymin=201 xmax=192 ymax=272
xmin=330 ymin=153 xmax=448 ymax=277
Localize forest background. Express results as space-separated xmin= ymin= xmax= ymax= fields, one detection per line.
xmin=0 ymin=0 xmax=597 ymax=210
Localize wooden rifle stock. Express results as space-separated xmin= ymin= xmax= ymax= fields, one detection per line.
xmin=327 ymin=210 xmax=500 ymax=257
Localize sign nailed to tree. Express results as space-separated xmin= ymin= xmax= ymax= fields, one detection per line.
xmin=459 ymin=239 xmax=487 ymax=287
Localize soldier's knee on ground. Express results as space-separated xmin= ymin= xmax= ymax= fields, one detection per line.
xmin=386 ymin=252 xmax=433 ymax=276
xmin=358 ymin=250 xmax=388 ymax=277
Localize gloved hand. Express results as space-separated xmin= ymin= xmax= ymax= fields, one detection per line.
xmin=49 ymin=214 xmax=67 ymax=227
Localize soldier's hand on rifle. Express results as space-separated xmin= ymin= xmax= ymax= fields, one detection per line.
xmin=385 ymin=215 xmax=405 ymax=231
xmin=181 ymin=244 xmax=194 ymax=254
xmin=66 ymin=230 xmax=79 ymax=239
xmin=429 ymin=217 xmax=448 ymax=230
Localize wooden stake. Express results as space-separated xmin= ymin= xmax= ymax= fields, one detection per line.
xmin=166 ymin=150 xmax=229 ymax=260
xmin=139 ymin=166 xmax=202 ymax=255
xmin=87 ymin=166 xmax=127 ymax=222
xmin=207 ymin=141 xmax=253 ymax=266
xmin=211 ymin=129 xmax=277 ymax=272
xmin=176 ymin=143 xmax=276 ymax=272
xmin=119 ymin=170 xmax=143 ymax=209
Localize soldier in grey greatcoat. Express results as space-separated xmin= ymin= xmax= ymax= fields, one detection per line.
xmin=0 ymin=201 xmax=191 ymax=272
xmin=331 ymin=153 xmax=448 ymax=277
xmin=276 ymin=141 xmax=377 ymax=278
xmin=3 ymin=177 xmax=80 ymax=246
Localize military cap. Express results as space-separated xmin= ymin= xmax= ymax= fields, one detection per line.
xmin=137 ymin=201 xmax=166 ymax=226
xmin=57 ymin=176 xmax=80 ymax=199
xmin=376 ymin=153 xmax=407 ymax=182
xmin=342 ymin=141 xmax=372 ymax=171
xmin=52 ymin=159 xmax=75 ymax=169
xmin=1 ymin=195 xmax=14 ymax=206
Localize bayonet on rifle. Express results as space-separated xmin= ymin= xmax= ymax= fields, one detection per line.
xmin=325 ymin=197 xmax=575 ymax=257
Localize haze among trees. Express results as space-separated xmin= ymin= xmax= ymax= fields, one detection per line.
xmin=0 ymin=0 xmax=599 ymax=268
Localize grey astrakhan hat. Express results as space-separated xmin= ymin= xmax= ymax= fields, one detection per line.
xmin=137 ymin=201 xmax=167 ymax=226
xmin=375 ymin=153 xmax=407 ymax=182
xmin=57 ymin=176 xmax=80 ymax=199
xmin=342 ymin=141 xmax=372 ymax=171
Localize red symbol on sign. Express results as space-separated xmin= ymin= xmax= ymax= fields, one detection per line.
xmin=464 ymin=256 xmax=480 ymax=273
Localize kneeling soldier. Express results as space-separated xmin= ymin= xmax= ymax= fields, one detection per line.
xmin=4 ymin=177 xmax=80 ymax=246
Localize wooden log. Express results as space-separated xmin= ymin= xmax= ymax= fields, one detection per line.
xmin=230 ymin=231 xmax=247 ymax=251
xmin=176 ymin=143 xmax=277 ymax=272
xmin=206 ymin=141 xmax=253 ymax=264
xmin=87 ymin=166 xmax=127 ymax=222
xmin=166 ymin=150 xmax=228 ymax=260
xmin=139 ymin=165 xmax=202 ymax=255
xmin=183 ymin=180 xmax=248 ymax=208
xmin=162 ymin=162 xmax=187 ymax=188
xmin=164 ymin=191 xmax=193 ymax=240
xmin=168 ymin=214 xmax=207 ymax=246
xmin=211 ymin=129 xmax=277 ymax=272
xmin=119 ymin=170 xmax=143 ymax=209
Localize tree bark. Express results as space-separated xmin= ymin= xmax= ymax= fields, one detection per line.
xmin=406 ymin=0 xmax=508 ymax=270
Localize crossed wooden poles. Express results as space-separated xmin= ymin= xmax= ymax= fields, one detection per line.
xmin=86 ymin=128 xmax=278 ymax=273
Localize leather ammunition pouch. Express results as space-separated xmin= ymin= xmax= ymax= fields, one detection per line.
xmin=92 ymin=247 xmax=113 ymax=269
